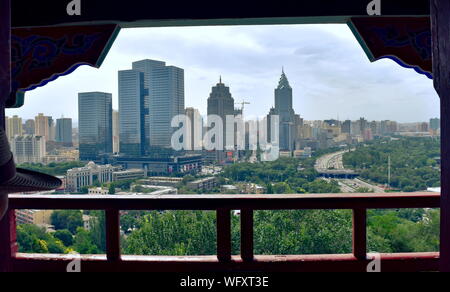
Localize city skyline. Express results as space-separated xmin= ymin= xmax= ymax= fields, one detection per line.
xmin=5 ymin=24 xmax=440 ymax=123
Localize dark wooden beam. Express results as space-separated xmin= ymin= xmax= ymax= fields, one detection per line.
xmin=8 ymin=193 xmax=440 ymax=211
xmin=11 ymin=253 xmax=439 ymax=273
xmin=12 ymin=0 xmax=430 ymax=28
xmin=431 ymin=0 xmax=450 ymax=273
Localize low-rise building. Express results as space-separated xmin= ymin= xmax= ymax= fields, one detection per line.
xmin=88 ymin=187 xmax=109 ymax=195
xmin=16 ymin=210 xmax=54 ymax=225
xmin=187 ymin=177 xmax=218 ymax=191
xmin=135 ymin=185 xmax=178 ymax=195
xmin=139 ymin=177 xmax=183 ymax=187
xmin=66 ymin=161 xmax=115 ymax=192
xmin=241 ymin=183 xmax=267 ymax=194
xmin=115 ymin=154 xmax=203 ymax=176
xmin=221 ymin=185 xmax=239 ymax=194
xmin=112 ymin=169 xmax=146 ymax=181
xmin=83 ymin=215 xmax=93 ymax=231
xmin=279 ymin=151 xmax=292 ymax=158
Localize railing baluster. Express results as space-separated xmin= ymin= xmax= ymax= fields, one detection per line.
xmin=353 ymin=208 xmax=367 ymax=260
xmin=105 ymin=209 xmax=121 ymax=262
xmin=241 ymin=209 xmax=254 ymax=262
xmin=217 ymin=208 xmax=231 ymax=262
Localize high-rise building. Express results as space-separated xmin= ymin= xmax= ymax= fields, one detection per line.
xmin=10 ymin=135 xmax=46 ymax=164
xmin=35 ymin=113 xmax=50 ymax=142
xmin=118 ymin=60 xmax=184 ymax=154
xmin=430 ymin=118 xmax=440 ymax=131
xmin=48 ymin=117 xmax=56 ymax=142
xmin=23 ymin=119 xmax=35 ymax=135
xmin=118 ymin=69 xmax=146 ymax=156
xmin=207 ymin=78 xmax=236 ymax=149
xmin=418 ymin=122 xmax=429 ymax=132
xmin=342 ymin=120 xmax=351 ymax=134
xmin=132 ymin=59 xmax=166 ymax=148
xmin=267 ymin=70 xmax=300 ymax=151
xmin=112 ymin=110 xmax=120 ymax=154
xmin=78 ymin=92 xmax=113 ymax=161
xmin=185 ymin=107 xmax=203 ymax=151
xmin=5 ymin=115 xmax=23 ymax=139
xmin=55 ymin=117 xmax=73 ymax=146
xmin=150 ymin=65 xmax=185 ymax=148
xmin=359 ymin=118 xmax=368 ymax=136
xmin=370 ymin=121 xmax=379 ymax=137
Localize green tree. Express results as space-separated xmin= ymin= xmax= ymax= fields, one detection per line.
xmin=53 ymin=229 xmax=74 ymax=247
xmin=51 ymin=210 xmax=83 ymax=234
xmin=109 ymin=184 xmax=116 ymax=195
xmin=73 ymin=228 xmax=101 ymax=254
xmin=17 ymin=225 xmax=66 ymax=254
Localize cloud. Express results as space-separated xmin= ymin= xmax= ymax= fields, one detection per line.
xmin=7 ymin=24 xmax=440 ymax=124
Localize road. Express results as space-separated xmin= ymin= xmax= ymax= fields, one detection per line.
xmin=336 ymin=178 xmax=385 ymax=193
xmin=314 ymin=149 xmax=358 ymax=176
xmin=317 ymin=149 xmax=385 ymax=193
xmin=315 ymin=150 xmax=348 ymax=172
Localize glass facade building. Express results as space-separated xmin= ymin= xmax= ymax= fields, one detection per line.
xmin=118 ymin=59 xmax=185 ymax=156
xmin=55 ymin=117 xmax=73 ymax=145
xmin=149 ymin=65 xmax=185 ymax=148
xmin=118 ymin=70 xmax=146 ymax=156
xmin=132 ymin=59 xmax=166 ymax=150
xmin=78 ymin=92 xmax=113 ymax=161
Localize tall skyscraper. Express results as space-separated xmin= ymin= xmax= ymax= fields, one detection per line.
xmin=150 ymin=65 xmax=185 ymax=148
xmin=23 ymin=119 xmax=35 ymax=135
xmin=78 ymin=92 xmax=113 ymax=161
xmin=5 ymin=115 xmax=23 ymax=139
xmin=207 ymin=78 xmax=236 ymax=149
xmin=132 ymin=59 xmax=166 ymax=148
xmin=55 ymin=117 xmax=73 ymax=146
xmin=118 ymin=69 xmax=146 ymax=156
xmin=35 ymin=113 xmax=50 ymax=142
xmin=267 ymin=69 xmax=300 ymax=151
xmin=112 ymin=110 xmax=120 ymax=154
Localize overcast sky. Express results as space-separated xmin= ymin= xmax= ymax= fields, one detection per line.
xmin=7 ymin=24 xmax=440 ymax=124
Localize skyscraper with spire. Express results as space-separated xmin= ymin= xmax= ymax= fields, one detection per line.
xmin=207 ymin=77 xmax=236 ymax=148
xmin=267 ymin=69 xmax=301 ymax=151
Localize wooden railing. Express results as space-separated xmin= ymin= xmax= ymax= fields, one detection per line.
xmin=0 ymin=193 xmax=441 ymax=272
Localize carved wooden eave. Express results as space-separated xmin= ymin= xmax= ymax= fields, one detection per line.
xmin=6 ymin=0 xmax=433 ymax=108
xmin=349 ymin=17 xmax=432 ymax=79
xmin=7 ymin=25 xmax=120 ymax=108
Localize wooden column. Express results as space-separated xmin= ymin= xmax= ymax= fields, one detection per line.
xmin=431 ymin=0 xmax=450 ymax=272
xmin=0 ymin=210 xmax=17 ymax=272
xmin=0 ymin=0 xmax=10 ymax=129
xmin=217 ymin=209 xmax=232 ymax=262
xmin=352 ymin=208 xmax=367 ymax=261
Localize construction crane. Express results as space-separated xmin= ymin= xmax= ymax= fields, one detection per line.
xmin=236 ymin=101 xmax=250 ymax=115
